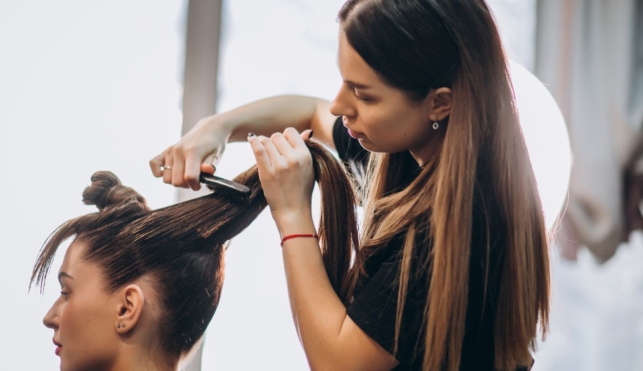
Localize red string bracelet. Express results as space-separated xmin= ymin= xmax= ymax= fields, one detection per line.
xmin=280 ymin=233 xmax=319 ymax=247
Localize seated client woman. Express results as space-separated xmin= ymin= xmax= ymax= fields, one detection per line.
xmin=30 ymin=141 xmax=357 ymax=371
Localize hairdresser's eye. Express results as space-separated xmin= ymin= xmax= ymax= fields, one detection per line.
xmin=354 ymin=92 xmax=372 ymax=102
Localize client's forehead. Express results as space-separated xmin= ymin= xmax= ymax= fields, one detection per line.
xmin=58 ymin=239 xmax=101 ymax=285
xmin=60 ymin=240 xmax=83 ymax=271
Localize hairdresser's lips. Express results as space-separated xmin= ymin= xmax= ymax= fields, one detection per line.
xmin=53 ymin=339 xmax=62 ymax=356
xmin=344 ymin=124 xmax=365 ymax=139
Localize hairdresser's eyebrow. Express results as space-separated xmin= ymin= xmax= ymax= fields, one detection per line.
xmin=344 ymin=79 xmax=373 ymax=90
xmin=58 ymin=272 xmax=74 ymax=284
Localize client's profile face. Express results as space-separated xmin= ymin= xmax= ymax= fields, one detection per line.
xmin=43 ymin=240 xmax=121 ymax=371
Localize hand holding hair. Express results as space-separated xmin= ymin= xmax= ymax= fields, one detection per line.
xmin=247 ymin=128 xmax=316 ymax=229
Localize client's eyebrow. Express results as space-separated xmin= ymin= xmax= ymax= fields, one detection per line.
xmin=58 ymin=272 xmax=74 ymax=283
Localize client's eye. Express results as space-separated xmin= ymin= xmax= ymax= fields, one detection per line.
xmin=60 ymin=290 xmax=70 ymax=299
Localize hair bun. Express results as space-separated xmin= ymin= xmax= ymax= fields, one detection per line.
xmin=83 ymin=171 xmax=147 ymax=211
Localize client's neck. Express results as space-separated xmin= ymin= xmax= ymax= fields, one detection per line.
xmin=111 ymin=344 xmax=178 ymax=371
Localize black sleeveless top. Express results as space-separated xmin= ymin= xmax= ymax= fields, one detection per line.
xmin=333 ymin=117 xmax=526 ymax=371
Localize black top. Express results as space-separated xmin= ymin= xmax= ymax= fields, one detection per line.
xmin=333 ymin=117 xmax=512 ymax=371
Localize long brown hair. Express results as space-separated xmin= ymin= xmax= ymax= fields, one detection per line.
xmin=339 ymin=0 xmax=549 ymax=370
xmin=30 ymin=141 xmax=359 ymax=357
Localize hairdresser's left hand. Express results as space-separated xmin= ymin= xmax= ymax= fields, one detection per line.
xmin=248 ymin=128 xmax=315 ymax=226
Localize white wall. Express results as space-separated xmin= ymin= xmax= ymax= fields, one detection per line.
xmin=0 ymin=2 xmax=185 ymax=369
xmin=488 ymin=0 xmax=536 ymax=71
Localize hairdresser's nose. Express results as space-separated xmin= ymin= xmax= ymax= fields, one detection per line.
xmin=43 ymin=299 xmax=60 ymax=330
xmin=330 ymin=83 xmax=357 ymax=119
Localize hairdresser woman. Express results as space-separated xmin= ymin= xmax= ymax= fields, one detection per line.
xmin=151 ymin=1 xmax=549 ymax=370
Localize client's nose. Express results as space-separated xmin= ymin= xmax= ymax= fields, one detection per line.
xmin=43 ymin=301 xmax=60 ymax=330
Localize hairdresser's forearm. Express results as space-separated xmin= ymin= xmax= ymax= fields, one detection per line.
xmin=214 ymin=95 xmax=332 ymax=144
xmin=278 ymin=215 xmax=363 ymax=370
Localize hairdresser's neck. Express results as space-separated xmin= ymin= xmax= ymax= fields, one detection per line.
xmin=110 ymin=346 xmax=178 ymax=371
xmin=410 ymin=134 xmax=443 ymax=168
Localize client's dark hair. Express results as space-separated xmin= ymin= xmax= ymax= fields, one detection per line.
xmin=30 ymin=141 xmax=359 ymax=357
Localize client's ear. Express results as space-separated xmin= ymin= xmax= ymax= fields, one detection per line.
xmin=114 ymin=284 xmax=145 ymax=335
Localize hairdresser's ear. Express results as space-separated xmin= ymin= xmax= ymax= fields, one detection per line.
xmin=114 ymin=284 xmax=145 ymax=335
xmin=429 ymin=87 xmax=452 ymax=121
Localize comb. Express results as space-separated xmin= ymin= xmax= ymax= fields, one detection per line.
xmin=199 ymin=172 xmax=251 ymax=202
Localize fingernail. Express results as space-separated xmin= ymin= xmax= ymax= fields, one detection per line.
xmin=308 ymin=130 xmax=314 ymax=139
xmin=248 ymin=132 xmax=255 ymax=137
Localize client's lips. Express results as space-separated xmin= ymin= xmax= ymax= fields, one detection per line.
xmin=53 ymin=339 xmax=62 ymax=355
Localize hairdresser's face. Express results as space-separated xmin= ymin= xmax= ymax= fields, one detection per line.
xmin=43 ymin=240 xmax=120 ymax=371
xmin=330 ymin=30 xmax=444 ymax=164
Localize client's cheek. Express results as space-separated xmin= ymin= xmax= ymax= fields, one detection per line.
xmin=59 ymin=305 xmax=90 ymax=351
xmin=60 ymin=312 xmax=112 ymax=369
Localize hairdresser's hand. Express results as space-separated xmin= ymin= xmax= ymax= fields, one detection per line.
xmin=248 ymin=128 xmax=315 ymax=226
xmin=149 ymin=115 xmax=228 ymax=190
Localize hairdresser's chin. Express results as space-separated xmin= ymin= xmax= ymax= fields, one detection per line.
xmin=43 ymin=239 xmax=169 ymax=371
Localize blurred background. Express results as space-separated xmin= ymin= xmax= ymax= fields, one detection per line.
xmin=1 ymin=0 xmax=641 ymax=370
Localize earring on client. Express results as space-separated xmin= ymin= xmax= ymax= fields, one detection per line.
xmin=116 ymin=323 xmax=125 ymax=329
